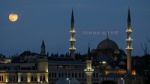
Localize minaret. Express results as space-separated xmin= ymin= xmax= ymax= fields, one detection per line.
xmin=106 ymin=32 xmax=109 ymax=39
xmin=87 ymin=43 xmax=91 ymax=59
xmin=88 ymin=44 xmax=91 ymax=56
xmin=69 ymin=10 xmax=76 ymax=58
xmin=84 ymin=46 xmax=94 ymax=84
xmin=84 ymin=59 xmax=94 ymax=84
xmin=126 ymin=8 xmax=133 ymax=74
xmin=40 ymin=40 xmax=46 ymax=56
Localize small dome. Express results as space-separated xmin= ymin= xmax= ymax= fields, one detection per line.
xmin=97 ymin=38 xmax=119 ymax=50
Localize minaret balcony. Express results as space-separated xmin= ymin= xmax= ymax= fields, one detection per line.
xmin=69 ymin=47 xmax=76 ymax=50
xmin=126 ymin=38 xmax=133 ymax=41
xmin=126 ymin=47 xmax=133 ymax=50
xmin=69 ymin=38 xmax=76 ymax=41
xmin=126 ymin=29 xmax=132 ymax=32
xmin=84 ymin=68 xmax=94 ymax=72
xmin=70 ymin=30 xmax=76 ymax=33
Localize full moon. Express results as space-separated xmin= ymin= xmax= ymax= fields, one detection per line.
xmin=9 ymin=13 xmax=19 ymax=22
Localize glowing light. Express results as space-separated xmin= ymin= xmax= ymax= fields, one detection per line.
xmin=18 ymin=73 xmax=21 ymax=83
xmin=46 ymin=68 xmax=48 ymax=72
xmin=84 ymin=60 xmax=94 ymax=72
xmin=66 ymin=78 xmax=70 ymax=81
xmin=70 ymin=29 xmax=76 ymax=33
xmin=126 ymin=28 xmax=132 ymax=32
xmin=121 ymin=78 xmax=125 ymax=84
xmin=9 ymin=13 xmax=19 ymax=22
xmin=126 ymin=37 xmax=133 ymax=41
xmin=37 ymin=73 xmax=40 ymax=82
xmin=132 ymin=70 xmax=136 ymax=76
xmin=45 ymin=73 xmax=48 ymax=82
xmin=27 ymin=73 xmax=31 ymax=83
xmin=6 ymin=76 xmax=8 ymax=82
xmin=105 ymin=71 xmax=109 ymax=75
xmin=126 ymin=47 xmax=133 ymax=50
xmin=117 ymin=69 xmax=127 ymax=74
xmin=66 ymin=78 xmax=70 ymax=84
xmin=102 ymin=61 xmax=107 ymax=64
xmin=69 ymin=38 xmax=76 ymax=41
xmin=69 ymin=47 xmax=76 ymax=50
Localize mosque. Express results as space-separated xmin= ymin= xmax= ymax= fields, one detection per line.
xmin=0 ymin=9 xmax=144 ymax=84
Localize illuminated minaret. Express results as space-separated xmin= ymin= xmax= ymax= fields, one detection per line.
xmin=84 ymin=47 xmax=94 ymax=84
xmin=126 ymin=9 xmax=133 ymax=74
xmin=84 ymin=60 xmax=94 ymax=84
xmin=69 ymin=10 xmax=76 ymax=58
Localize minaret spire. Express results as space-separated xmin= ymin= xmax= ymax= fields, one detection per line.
xmin=128 ymin=8 xmax=131 ymax=27
xmin=88 ymin=43 xmax=91 ymax=56
xmin=71 ymin=9 xmax=74 ymax=29
xmin=69 ymin=9 xmax=76 ymax=59
xmin=40 ymin=40 xmax=46 ymax=56
xmin=87 ymin=43 xmax=91 ymax=60
xmin=84 ymin=49 xmax=94 ymax=84
xmin=106 ymin=32 xmax=109 ymax=39
xmin=126 ymin=8 xmax=133 ymax=74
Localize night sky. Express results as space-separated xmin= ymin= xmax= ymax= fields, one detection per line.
xmin=0 ymin=0 xmax=150 ymax=56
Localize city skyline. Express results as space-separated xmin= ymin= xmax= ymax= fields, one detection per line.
xmin=0 ymin=0 xmax=150 ymax=56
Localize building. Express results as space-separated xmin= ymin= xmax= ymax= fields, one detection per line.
xmin=0 ymin=51 xmax=48 ymax=84
xmin=0 ymin=9 xmax=144 ymax=84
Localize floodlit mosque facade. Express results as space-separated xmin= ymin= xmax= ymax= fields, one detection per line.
xmin=0 ymin=9 xmax=144 ymax=84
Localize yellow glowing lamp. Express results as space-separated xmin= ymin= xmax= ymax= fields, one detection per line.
xmin=132 ymin=70 xmax=136 ymax=76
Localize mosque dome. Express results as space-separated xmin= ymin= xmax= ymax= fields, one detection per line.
xmin=97 ymin=38 xmax=119 ymax=50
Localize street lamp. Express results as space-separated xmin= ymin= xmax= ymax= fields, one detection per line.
xmin=66 ymin=78 xmax=70 ymax=84
xmin=121 ymin=78 xmax=125 ymax=84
